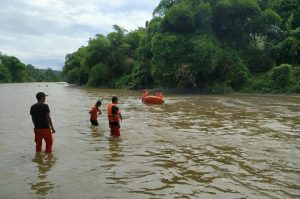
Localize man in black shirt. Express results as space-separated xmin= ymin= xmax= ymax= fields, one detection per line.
xmin=30 ymin=92 xmax=55 ymax=153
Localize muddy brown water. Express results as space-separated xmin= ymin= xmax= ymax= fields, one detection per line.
xmin=0 ymin=82 xmax=299 ymax=199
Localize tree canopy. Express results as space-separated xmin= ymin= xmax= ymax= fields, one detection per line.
xmin=62 ymin=0 xmax=300 ymax=93
xmin=0 ymin=53 xmax=61 ymax=83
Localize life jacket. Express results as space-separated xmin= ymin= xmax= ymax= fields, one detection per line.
xmin=107 ymin=103 xmax=121 ymax=122
xmin=142 ymin=92 xmax=149 ymax=101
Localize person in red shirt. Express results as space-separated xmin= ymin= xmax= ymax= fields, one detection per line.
xmin=89 ymin=100 xmax=102 ymax=126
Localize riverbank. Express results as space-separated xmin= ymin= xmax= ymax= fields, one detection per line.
xmin=68 ymin=82 xmax=300 ymax=96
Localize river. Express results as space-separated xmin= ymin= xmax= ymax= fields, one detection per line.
xmin=0 ymin=82 xmax=299 ymax=199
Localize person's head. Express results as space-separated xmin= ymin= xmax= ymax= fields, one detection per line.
xmin=36 ymin=92 xmax=47 ymax=102
xmin=112 ymin=96 xmax=118 ymax=104
xmin=144 ymin=90 xmax=148 ymax=93
xmin=95 ymin=100 xmax=101 ymax=107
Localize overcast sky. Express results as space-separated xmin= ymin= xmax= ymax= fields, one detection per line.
xmin=0 ymin=0 xmax=161 ymax=70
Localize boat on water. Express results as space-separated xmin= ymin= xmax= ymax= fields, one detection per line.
xmin=142 ymin=90 xmax=164 ymax=105
xmin=142 ymin=95 xmax=164 ymax=104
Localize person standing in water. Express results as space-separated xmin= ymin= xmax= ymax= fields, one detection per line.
xmin=142 ymin=89 xmax=149 ymax=102
xmin=30 ymin=92 xmax=55 ymax=153
xmin=107 ymin=96 xmax=122 ymax=138
xmin=89 ymin=100 xmax=102 ymax=126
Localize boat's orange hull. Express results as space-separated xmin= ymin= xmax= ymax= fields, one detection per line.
xmin=142 ymin=96 xmax=164 ymax=104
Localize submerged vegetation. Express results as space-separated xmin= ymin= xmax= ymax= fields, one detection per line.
xmin=0 ymin=53 xmax=61 ymax=83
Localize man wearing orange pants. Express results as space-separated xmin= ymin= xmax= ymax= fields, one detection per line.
xmin=107 ymin=96 xmax=122 ymax=137
xmin=30 ymin=92 xmax=55 ymax=153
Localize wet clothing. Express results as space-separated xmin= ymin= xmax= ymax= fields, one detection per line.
xmin=34 ymin=128 xmax=53 ymax=153
xmin=90 ymin=106 xmax=99 ymax=121
xmin=107 ymin=103 xmax=121 ymax=137
xmin=30 ymin=102 xmax=53 ymax=153
xmin=110 ymin=126 xmax=120 ymax=137
xmin=90 ymin=119 xmax=99 ymax=126
xmin=30 ymin=103 xmax=50 ymax=128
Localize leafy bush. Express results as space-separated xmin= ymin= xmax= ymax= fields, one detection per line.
xmin=268 ymin=64 xmax=292 ymax=88
xmin=226 ymin=61 xmax=250 ymax=90
xmin=251 ymin=79 xmax=271 ymax=92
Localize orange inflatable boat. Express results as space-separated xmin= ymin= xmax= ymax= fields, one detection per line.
xmin=142 ymin=96 xmax=164 ymax=105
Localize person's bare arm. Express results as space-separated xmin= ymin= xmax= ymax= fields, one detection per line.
xmin=46 ymin=113 xmax=55 ymax=133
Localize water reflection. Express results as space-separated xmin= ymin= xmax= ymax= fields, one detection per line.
xmin=30 ymin=153 xmax=56 ymax=197
xmin=108 ymin=138 xmax=123 ymax=161
xmin=90 ymin=126 xmax=102 ymax=139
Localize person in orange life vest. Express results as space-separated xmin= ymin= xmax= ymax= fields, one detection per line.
xmin=89 ymin=100 xmax=102 ymax=126
xmin=107 ymin=96 xmax=122 ymax=138
xmin=155 ymin=90 xmax=165 ymax=103
xmin=156 ymin=90 xmax=163 ymax=98
xmin=142 ymin=89 xmax=149 ymax=102
xmin=30 ymin=92 xmax=55 ymax=153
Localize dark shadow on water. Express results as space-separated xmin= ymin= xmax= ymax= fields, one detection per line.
xmin=30 ymin=153 xmax=57 ymax=197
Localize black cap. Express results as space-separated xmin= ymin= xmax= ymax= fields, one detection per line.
xmin=36 ymin=92 xmax=48 ymax=100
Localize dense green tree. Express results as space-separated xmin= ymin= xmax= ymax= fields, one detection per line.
xmin=0 ymin=53 xmax=61 ymax=83
xmin=212 ymin=0 xmax=262 ymax=46
xmin=194 ymin=2 xmax=213 ymax=33
xmin=0 ymin=55 xmax=27 ymax=82
xmin=153 ymin=0 xmax=181 ymax=17
xmin=87 ymin=63 xmax=109 ymax=86
xmin=85 ymin=34 xmax=110 ymax=68
xmin=189 ymin=35 xmax=221 ymax=82
xmin=161 ymin=1 xmax=195 ymax=33
xmin=63 ymin=47 xmax=88 ymax=84
xmin=61 ymin=0 xmax=300 ymax=93
xmin=275 ymin=36 xmax=300 ymax=65
xmin=0 ymin=63 xmax=12 ymax=82
xmin=151 ymin=33 xmax=184 ymax=87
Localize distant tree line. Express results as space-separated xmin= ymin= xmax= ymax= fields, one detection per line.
xmin=0 ymin=52 xmax=61 ymax=83
xmin=63 ymin=0 xmax=300 ymax=93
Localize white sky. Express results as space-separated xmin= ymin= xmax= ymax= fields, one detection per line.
xmin=0 ymin=0 xmax=161 ymax=70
